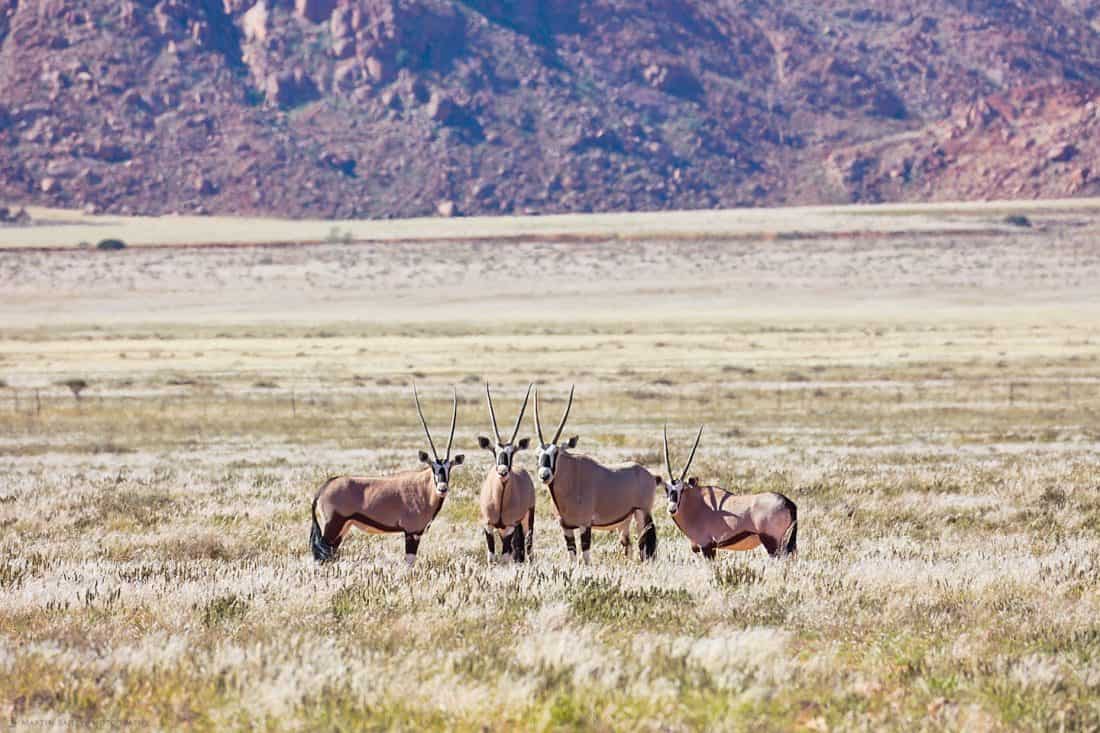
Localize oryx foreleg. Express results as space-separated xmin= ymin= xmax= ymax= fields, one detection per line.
xmin=501 ymin=527 xmax=515 ymax=562
xmin=636 ymin=510 xmax=657 ymax=561
xmin=484 ymin=528 xmax=496 ymax=562
xmin=404 ymin=532 xmax=421 ymax=566
xmin=580 ymin=526 xmax=592 ymax=565
xmin=560 ymin=520 xmax=577 ymax=558
xmin=512 ymin=522 xmax=526 ymax=563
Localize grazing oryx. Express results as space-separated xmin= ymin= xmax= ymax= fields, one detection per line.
xmin=661 ymin=426 xmax=797 ymax=559
xmin=534 ymin=385 xmax=659 ymax=563
xmin=477 ymin=383 xmax=536 ymax=563
xmin=309 ymin=385 xmax=464 ymax=566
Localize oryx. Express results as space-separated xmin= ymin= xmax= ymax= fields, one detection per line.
xmin=477 ymin=383 xmax=536 ymax=563
xmin=661 ymin=426 xmax=797 ymax=559
xmin=533 ymin=385 xmax=659 ymax=563
xmin=309 ymin=385 xmax=464 ymax=566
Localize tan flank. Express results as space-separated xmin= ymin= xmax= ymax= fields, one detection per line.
xmin=309 ymin=385 xmax=465 ymax=565
xmin=534 ymin=385 xmax=659 ymax=563
xmin=661 ymin=426 xmax=797 ymax=560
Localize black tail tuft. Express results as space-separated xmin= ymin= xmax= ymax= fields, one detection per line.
xmin=310 ymin=495 xmax=337 ymax=563
xmin=639 ymin=512 xmax=657 ymax=561
xmin=526 ymin=507 xmax=535 ymax=560
xmin=781 ymin=498 xmax=798 ymax=559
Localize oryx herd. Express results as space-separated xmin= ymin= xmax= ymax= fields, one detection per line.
xmin=310 ymin=384 xmax=798 ymax=566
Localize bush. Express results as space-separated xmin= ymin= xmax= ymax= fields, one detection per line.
xmin=1004 ymin=215 xmax=1032 ymax=228
xmin=96 ymin=238 xmax=127 ymax=250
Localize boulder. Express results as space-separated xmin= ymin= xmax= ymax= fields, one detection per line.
xmin=643 ymin=62 xmax=702 ymax=99
xmin=295 ymin=0 xmax=336 ymax=23
xmin=1048 ymin=143 xmax=1078 ymax=163
xmin=265 ymin=69 xmax=319 ymax=108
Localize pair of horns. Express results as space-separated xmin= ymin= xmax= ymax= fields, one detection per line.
xmin=534 ymin=384 xmax=574 ymax=446
xmin=412 ymin=383 xmax=457 ymax=462
xmin=664 ymin=425 xmax=703 ymax=484
xmin=485 ymin=383 xmax=531 ymax=444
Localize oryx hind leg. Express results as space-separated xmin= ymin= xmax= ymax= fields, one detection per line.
xmin=618 ymin=519 xmax=631 ymax=557
xmin=512 ymin=523 xmax=526 ymax=563
xmin=635 ymin=509 xmax=657 ymax=561
xmin=484 ymin=528 xmax=496 ymax=563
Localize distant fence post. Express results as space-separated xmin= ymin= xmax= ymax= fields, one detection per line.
xmin=35 ymin=389 xmax=41 ymax=417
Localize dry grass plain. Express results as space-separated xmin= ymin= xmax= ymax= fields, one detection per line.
xmin=2 ymin=206 xmax=1100 ymax=731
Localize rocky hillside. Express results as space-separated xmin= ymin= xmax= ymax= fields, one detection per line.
xmin=2 ymin=0 xmax=1100 ymax=219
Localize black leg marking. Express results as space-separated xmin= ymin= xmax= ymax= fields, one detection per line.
xmin=580 ymin=527 xmax=592 ymax=553
xmin=691 ymin=544 xmax=701 ymax=555
xmin=405 ymin=532 xmax=420 ymax=557
xmin=563 ymin=532 xmax=577 ymax=555
xmin=701 ymin=544 xmax=717 ymax=560
xmin=638 ymin=512 xmax=657 ymax=561
xmin=526 ymin=507 xmax=535 ymax=559
xmin=512 ymin=524 xmax=526 ymax=563
xmin=761 ymin=534 xmax=780 ymax=557
xmin=501 ymin=530 xmax=515 ymax=557
xmin=484 ymin=529 xmax=496 ymax=557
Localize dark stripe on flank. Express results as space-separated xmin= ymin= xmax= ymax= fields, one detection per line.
xmin=346 ymin=513 xmax=404 ymax=534
xmin=715 ymin=531 xmax=755 ymax=549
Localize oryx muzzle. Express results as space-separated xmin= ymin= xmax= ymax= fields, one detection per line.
xmin=661 ymin=425 xmax=797 ymax=560
xmin=534 ymin=384 xmax=659 ymax=563
xmin=478 ymin=383 xmax=536 ymax=562
xmin=309 ymin=384 xmax=465 ymax=566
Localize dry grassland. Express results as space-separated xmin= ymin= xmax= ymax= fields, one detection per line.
xmin=1 ymin=208 xmax=1100 ymax=730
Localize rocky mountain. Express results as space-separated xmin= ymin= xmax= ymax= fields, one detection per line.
xmin=2 ymin=0 xmax=1100 ymax=219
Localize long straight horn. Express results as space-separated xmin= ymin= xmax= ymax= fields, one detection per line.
xmin=509 ymin=383 xmax=533 ymax=443
xmin=534 ymin=386 xmax=546 ymax=445
xmin=413 ymin=382 xmax=439 ymax=461
xmin=551 ymin=384 xmax=575 ymax=445
xmin=663 ymin=424 xmax=675 ymax=481
xmin=446 ymin=387 xmax=458 ymax=460
xmin=485 ymin=382 xmax=503 ymax=444
xmin=679 ymin=425 xmax=704 ymax=483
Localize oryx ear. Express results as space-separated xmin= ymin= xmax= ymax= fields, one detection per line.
xmin=565 ymin=436 xmax=579 ymax=448
xmin=687 ymin=477 xmax=698 ymax=488
xmin=477 ymin=436 xmax=492 ymax=450
xmin=418 ymin=450 xmax=431 ymax=464
xmin=452 ymin=454 xmax=464 ymax=465
xmin=654 ymin=475 xmax=664 ymax=486
xmin=516 ymin=437 xmax=531 ymax=450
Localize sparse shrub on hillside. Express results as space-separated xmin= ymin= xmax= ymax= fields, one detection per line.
xmin=96 ymin=238 xmax=127 ymax=250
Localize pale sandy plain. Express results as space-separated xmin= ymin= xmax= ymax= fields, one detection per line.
xmin=1 ymin=201 xmax=1099 ymax=730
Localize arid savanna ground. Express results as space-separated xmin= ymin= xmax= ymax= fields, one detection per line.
xmin=2 ymin=204 xmax=1100 ymax=730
